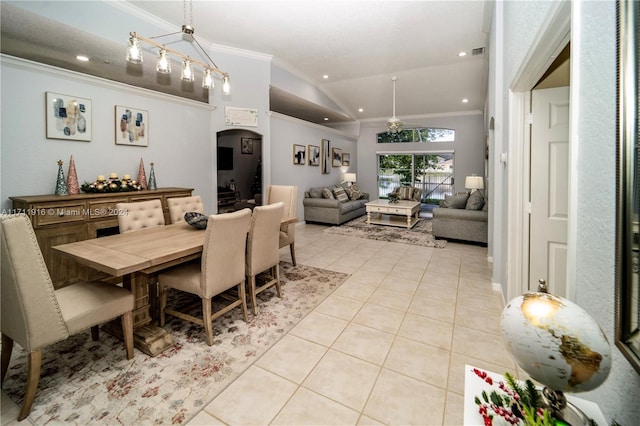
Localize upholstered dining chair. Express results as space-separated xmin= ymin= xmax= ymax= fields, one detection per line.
xmin=265 ymin=185 xmax=298 ymax=265
xmin=0 ymin=214 xmax=135 ymax=421
xmin=167 ymin=195 xmax=205 ymax=224
xmin=157 ymin=209 xmax=252 ymax=345
xmin=245 ymin=202 xmax=284 ymax=315
xmin=116 ymin=199 xmax=165 ymax=233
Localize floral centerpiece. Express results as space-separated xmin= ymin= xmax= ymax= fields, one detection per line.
xmin=81 ymin=173 xmax=143 ymax=193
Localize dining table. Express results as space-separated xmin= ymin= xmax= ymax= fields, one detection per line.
xmin=53 ymin=216 xmax=298 ymax=356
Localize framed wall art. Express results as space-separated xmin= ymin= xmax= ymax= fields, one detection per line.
xmin=342 ymin=153 xmax=351 ymax=166
xmin=332 ymin=147 xmax=343 ymax=167
xmin=46 ymin=92 xmax=92 ymax=141
xmin=308 ymin=145 xmax=320 ymax=166
xmin=241 ymin=137 xmax=254 ymax=154
xmin=115 ymin=105 xmax=148 ymax=146
xmin=293 ymin=144 xmax=306 ymax=165
xmin=321 ymin=139 xmax=330 ymax=174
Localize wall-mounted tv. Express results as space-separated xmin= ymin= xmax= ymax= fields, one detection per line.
xmin=217 ymin=147 xmax=233 ymax=170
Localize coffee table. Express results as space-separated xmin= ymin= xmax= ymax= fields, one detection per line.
xmin=365 ymin=199 xmax=421 ymax=229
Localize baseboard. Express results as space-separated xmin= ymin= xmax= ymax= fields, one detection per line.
xmin=493 ymin=282 xmax=506 ymax=306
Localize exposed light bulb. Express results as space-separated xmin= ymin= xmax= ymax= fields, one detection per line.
xmin=126 ymin=35 xmax=143 ymax=64
xmin=202 ymin=68 xmax=214 ymax=89
xmin=156 ymin=48 xmax=171 ymax=74
xmin=222 ymin=76 xmax=231 ymax=95
xmin=181 ymin=59 xmax=194 ymax=82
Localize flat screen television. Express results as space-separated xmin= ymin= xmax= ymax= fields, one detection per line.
xmin=217 ymin=147 xmax=233 ymax=170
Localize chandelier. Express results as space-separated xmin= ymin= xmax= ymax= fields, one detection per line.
xmin=125 ymin=0 xmax=230 ymax=94
xmin=387 ymin=76 xmax=403 ymax=133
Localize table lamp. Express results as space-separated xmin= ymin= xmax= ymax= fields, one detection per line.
xmin=500 ymin=281 xmax=612 ymax=425
xmin=465 ymin=175 xmax=484 ymax=193
xmin=343 ymin=173 xmax=357 ymax=187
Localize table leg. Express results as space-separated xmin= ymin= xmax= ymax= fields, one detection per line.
xmin=367 ymin=212 xmax=371 ymax=224
xmin=103 ymin=272 xmax=175 ymax=357
xmin=407 ymin=213 xmax=411 ymax=228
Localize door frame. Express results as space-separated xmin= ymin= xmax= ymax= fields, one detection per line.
xmin=506 ymin=1 xmax=571 ymax=302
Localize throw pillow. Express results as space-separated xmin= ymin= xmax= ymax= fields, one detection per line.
xmin=309 ymin=187 xmax=324 ymax=198
xmin=443 ymin=192 xmax=469 ymax=209
xmin=465 ymin=190 xmax=485 ymax=210
xmin=397 ymin=186 xmax=413 ymax=200
xmin=333 ymin=186 xmax=349 ymax=203
xmin=322 ymin=187 xmax=335 ymax=199
xmin=411 ymin=187 xmax=421 ymax=201
xmin=349 ymin=189 xmax=362 ymax=201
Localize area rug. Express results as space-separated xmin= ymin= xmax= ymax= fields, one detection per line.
xmin=1 ymin=262 xmax=349 ymax=425
xmin=324 ymin=215 xmax=447 ymax=248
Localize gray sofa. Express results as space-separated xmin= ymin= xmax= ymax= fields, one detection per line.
xmin=303 ymin=186 xmax=369 ymax=225
xmin=432 ymin=191 xmax=488 ymax=244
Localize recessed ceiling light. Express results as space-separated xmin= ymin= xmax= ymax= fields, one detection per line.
xmin=76 ymin=55 xmax=90 ymax=62
xmin=462 ymin=98 xmax=469 ymax=103
xmin=324 ymin=117 xmax=329 ymax=121
xmin=358 ymin=108 xmax=364 ymax=113
xmin=322 ymin=74 xmax=329 ymax=79
xmin=458 ymin=52 xmax=467 ymax=57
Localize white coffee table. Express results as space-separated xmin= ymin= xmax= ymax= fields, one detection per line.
xmin=365 ymin=199 xmax=421 ymax=229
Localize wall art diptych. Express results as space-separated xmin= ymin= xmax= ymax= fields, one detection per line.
xmin=332 ymin=147 xmax=343 ymax=167
xmin=293 ymin=144 xmax=306 ymax=165
xmin=46 ymin=92 xmax=92 ymax=141
xmin=115 ymin=105 xmax=148 ymax=146
xmin=342 ymin=153 xmax=350 ymax=166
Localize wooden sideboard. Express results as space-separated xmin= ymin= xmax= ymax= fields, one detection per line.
xmin=10 ymin=187 xmax=193 ymax=290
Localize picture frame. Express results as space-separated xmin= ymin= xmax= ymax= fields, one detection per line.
xmin=115 ymin=105 xmax=148 ymax=146
xmin=342 ymin=153 xmax=351 ymax=166
xmin=332 ymin=147 xmax=343 ymax=167
xmin=46 ymin=92 xmax=92 ymax=141
xmin=241 ymin=137 xmax=254 ymax=154
xmin=321 ymin=139 xmax=331 ymax=174
xmin=293 ymin=144 xmax=306 ymax=165
xmin=308 ymin=145 xmax=320 ymax=166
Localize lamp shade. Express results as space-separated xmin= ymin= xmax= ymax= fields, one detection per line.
xmin=465 ymin=175 xmax=484 ymax=190
xmin=343 ymin=173 xmax=357 ymax=183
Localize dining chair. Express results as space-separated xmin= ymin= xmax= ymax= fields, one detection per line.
xmin=157 ymin=209 xmax=252 ymax=345
xmin=167 ymin=195 xmax=205 ymax=224
xmin=115 ymin=199 xmax=166 ymax=319
xmin=0 ymin=214 xmax=134 ymax=421
xmin=265 ymin=185 xmax=298 ymax=265
xmin=245 ymin=202 xmax=285 ymax=315
xmin=115 ymin=199 xmax=165 ymax=233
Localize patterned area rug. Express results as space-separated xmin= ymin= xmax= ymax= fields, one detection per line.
xmin=2 ymin=262 xmax=348 ymax=425
xmin=324 ymin=215 xmax=447 ymax=248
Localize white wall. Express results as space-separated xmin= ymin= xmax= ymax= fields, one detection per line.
xmin=270 ymin=113 xmax=358 ymax=217
xmin=357 ymin=113 xmax=485 ymax=201
xmin=490 ymin=0 xmax=640 ymax=423
xmin=570 ymin=0 xmax=640 ymax=422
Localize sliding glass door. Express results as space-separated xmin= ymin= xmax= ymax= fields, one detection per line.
xmin=377 ymin=152 xmax=454 ymax=205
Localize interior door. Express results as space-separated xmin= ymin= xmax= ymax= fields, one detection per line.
xmin=529 ymin=86 xmax=570 ymax=296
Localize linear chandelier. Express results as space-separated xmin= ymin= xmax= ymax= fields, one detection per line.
xmin=125 ymin=0 xmax=230 ymax=94
xmin=387 ymin=76 xmax=403 ymax=133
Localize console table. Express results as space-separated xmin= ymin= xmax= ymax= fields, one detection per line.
xmin=10 ymin=188 xmax=193 ymax=330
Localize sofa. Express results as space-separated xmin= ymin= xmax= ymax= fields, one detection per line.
xmin=432 ymin=190 xmax=488 ymax=244
xmin=303 ymin=185 xmax=369 ymax=225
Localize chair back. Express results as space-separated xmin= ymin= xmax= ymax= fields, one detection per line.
xmin=246 ymin=202 xmax=284 ymax=275
xmin=200 ymin=209 xmax=251 ymax=298
xmin=168 ymin=195 xmax=205 ymax=224
xmin=116 ymin=199 xmax=165 ymax=233
xmin=266 ymin=185 xmax=298 ymax=243
xmin=1 ymin=214 xmax=69 ymax=351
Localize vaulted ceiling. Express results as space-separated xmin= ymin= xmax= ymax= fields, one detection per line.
xmin=1 ymin=1 xmax=492 ymax=125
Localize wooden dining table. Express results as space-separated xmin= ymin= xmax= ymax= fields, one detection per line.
xmin=53 ymin=216 xmax=298 ymax=356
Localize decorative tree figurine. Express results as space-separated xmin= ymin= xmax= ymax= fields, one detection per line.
xmin=66 ymin=155 xmax=79 ymax=195
xmin=147 ymin=162 xmax=157 ymax=190
xmin=137 ymin=158 xmax=147 ymax=189
xmin=55 ymin=160 xmax=68 ymax=195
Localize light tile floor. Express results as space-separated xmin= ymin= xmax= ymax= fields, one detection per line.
xmin=1 ymin=222 xmax=515 ymax=426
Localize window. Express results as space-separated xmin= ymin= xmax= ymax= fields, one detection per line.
xmin=377 ymin=152 xmax=455 ymax=205
xmin=377 ymin=128 xmax=455 ymax=143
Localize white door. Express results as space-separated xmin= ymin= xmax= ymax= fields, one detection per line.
xmin=529 ymin=86 xmax=570 ymax=296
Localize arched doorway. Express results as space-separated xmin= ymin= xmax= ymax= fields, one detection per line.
xmin=216 ymin=129 xmax=263 ymax=212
